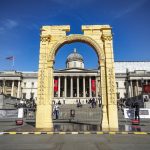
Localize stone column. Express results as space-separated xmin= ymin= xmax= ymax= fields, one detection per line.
xmin=64 ymin=76 xmax=67 ymax=97
xmin=17 ymin=81 xmax=21 ymax=98
xmin=96 ymin=77 xmax=98 ymax=98
xmin=11 ymin=81 xmax=14 ymax=97
xmin=100 ymin=63 xmax=109 ymax=130
xmin=146 ymin=80 xmax=148 ymax=85
xmin=136 ymin=80 xmax=139 ymax=96
xmin=2 ymin=80 xmax=5 ymax=94
xmin=71 ymin=77 xmax=73 ymax=97
xmin=58 ymin=77 xmax=60 ymax=97
xmin=130 ymin=80 xmax=133 ymax=97
xmin=77 ymin=77 xmax=79 ymax=97
xmin=83 ymin=77 xmax=85 ymax=97
xmin=89 ymin=77 xmax=92 ymax=97
xmin=128 ymin=81 xmax=131 ymax=97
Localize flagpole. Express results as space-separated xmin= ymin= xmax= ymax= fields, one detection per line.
xmin=6 ymin=56 xmax=15 ymax=70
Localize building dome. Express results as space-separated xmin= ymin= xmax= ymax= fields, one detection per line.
xmin=66 ymin=48 xmax=84 ymax=69
xmin=67 ymin=48 xmax=83 ymax=62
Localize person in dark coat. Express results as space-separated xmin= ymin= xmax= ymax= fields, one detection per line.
xmin=134 ymin=102 xmax=140 ymax=121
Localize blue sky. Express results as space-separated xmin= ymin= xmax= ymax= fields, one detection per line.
xmin=0 ymin=0 xmax=150 ymax=71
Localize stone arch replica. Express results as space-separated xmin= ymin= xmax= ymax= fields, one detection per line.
xmin=36 ymin=25 xmax=118 ymax=131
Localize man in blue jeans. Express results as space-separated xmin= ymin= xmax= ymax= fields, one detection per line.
xmin=53 ymin=103 xmax=59 ymax=119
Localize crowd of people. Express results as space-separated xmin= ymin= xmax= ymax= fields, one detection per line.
xmin=76 ymin=97 xmax=101 ymax=108
xmin=117 ymin=98 xmax=142 ymax=121
xmin=52 ymin=97 xmax=102 ymax=119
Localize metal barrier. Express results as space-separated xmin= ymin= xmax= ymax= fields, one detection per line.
xmin=0 ymin=109 xmax=18 ymax=118
xmin=53 ymin=104 xmax=102 ymax=123
xmin=24 ymin=104 xmax=102 ymax=124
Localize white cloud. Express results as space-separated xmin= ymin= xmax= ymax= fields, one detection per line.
xmin=0 ymin=19 xmax=18 ymax=33
xmin=3 ymin=19 xmax=18 ymax=29
xmin=115 ymin=0 xmax=148 ymax=19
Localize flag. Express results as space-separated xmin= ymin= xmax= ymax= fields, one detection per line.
xmin=6 ymin=56 xmax=15 ymax=69
xmin=6 ymin=56 xmax=14 ymax=60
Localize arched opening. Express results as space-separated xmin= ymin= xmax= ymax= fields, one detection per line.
xmin=52 ymin=41 xmax=101 ymax=129
xmin=54 ymin=42 xmax=99 ymax=98
xmin=48 ymin=35 xmax=107 ymax=130
xmin=51 ymin=36 xmax=103 ymax=101
xmin=49 ymin=35 xmax=104 ymax=61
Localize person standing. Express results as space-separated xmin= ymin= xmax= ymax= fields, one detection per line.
xmin=53 ymin=103 xmax=59 ymax=119
xmin=134 ymin=102 xmax=140 ymax=121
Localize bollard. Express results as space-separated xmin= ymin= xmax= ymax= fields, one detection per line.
xmin=70 ymin=109 xmax=75 ymax=118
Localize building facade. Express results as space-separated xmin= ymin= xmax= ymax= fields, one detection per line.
xmin=0 ymin=50 xmax=150 ymax=104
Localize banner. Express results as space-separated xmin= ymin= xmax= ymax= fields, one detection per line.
xmin=124 ymin=108 xmax=150 ymax=119
xmin=143 ymin=85 xmax=150 ymax=93
xmin=54 ymin=79 xmax=58 ymax=92
xmin=91 ymin=79 xmax=96 ymax=91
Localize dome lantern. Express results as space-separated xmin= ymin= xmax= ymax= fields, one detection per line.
xmin=66 ymin=48 xmax=84 ymax=69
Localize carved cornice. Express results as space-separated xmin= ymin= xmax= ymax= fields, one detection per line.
xmin=40 ymin=35 xmax=51 ymax=43
xmin=101 ymin=35 xmax=112 ymax=41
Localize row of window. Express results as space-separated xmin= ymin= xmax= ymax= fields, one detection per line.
xmin=67 ymin=62 xmax=83 ymax=68
xmin=0 ymin=81 xmax=36 ymax=88
xmin=22 ymin=92 xmax=34 ymax=99
xmin=116 ymin=82 xmax=126 ymax=88
xmin=23 ymin=82 xmax=35 ymax=88
xmin=0 ymin=81 xmax=18 ymax=87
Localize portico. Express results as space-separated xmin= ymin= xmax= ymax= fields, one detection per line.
xmin=54 ymin=75 xmax=99 ymax=103
xmin=0 ymin=71 xmax=22 ymax=98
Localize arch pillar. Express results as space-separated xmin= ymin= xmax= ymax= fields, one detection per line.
xmin=36 ymin=31 xmax=54 ymax=129
xmin=100 ymin=60 xmax=109 ymax=130
xmin=36 ymin=61 xmax=54 ymax=129
xmin=102 ymin=30 xmax=118 ymax=130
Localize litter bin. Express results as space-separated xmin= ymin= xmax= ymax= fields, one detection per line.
xmin=16 ymin=119 xmax=23 ymax=125
xmin=70 ymin=109 xmax=75 ymax=118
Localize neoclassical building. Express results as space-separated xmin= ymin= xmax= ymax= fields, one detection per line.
xmin=0 ymin=49 xmax=150 ymax=103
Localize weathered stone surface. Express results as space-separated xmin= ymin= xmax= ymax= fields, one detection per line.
xmin=36 ymin=25 xmax=118 ymax=131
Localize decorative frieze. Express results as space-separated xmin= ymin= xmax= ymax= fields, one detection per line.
xmin=107 ymin=68 xmax=116 ymax=105
xmin=101 ymin=35 xmax=112 ymax=41
xmin=40 ymin=35 xmax=51 ymax=43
